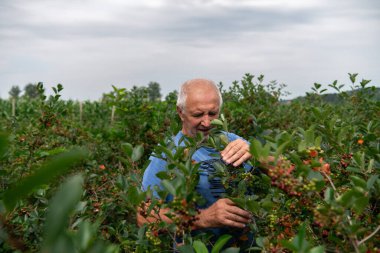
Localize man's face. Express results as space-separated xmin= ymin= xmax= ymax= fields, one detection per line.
xmin=177 ymin=86 xmax=220 ymax=137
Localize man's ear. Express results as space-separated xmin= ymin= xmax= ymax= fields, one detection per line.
xmin=177 ymin=106 xmax=184 ymax=121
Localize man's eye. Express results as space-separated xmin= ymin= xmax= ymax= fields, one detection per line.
xmin=193 ymin=114 xmax=203 ymax=118
xmin=209 ymin=112 xmax=217 ymax=116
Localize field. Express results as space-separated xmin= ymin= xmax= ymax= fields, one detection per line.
xmin=0 ymin=73 xmax=379 ymax=252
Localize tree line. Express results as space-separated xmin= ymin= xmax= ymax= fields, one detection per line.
xmin=7 ymin=81 xmax=165 ymax=101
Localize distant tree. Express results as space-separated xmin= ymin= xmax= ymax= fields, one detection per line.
xmin=9 ymin=85 xmax=21 ymax=99
xmin=165 ymin=90 xmax=178 ymax=104
xmin=23 ymin=83 xmax=39 ymax=99
xmin=147 ymin=82 xmax=162 ymax=101
xmin=130 ymin=86 xmax=148 ymax=101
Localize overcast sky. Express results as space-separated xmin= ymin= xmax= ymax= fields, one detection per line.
xmin=1 ymin=0 xmax=379 ymax=101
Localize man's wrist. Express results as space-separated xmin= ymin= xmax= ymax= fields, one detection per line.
xmin=192 ymin=208 xmax=207 ymax=230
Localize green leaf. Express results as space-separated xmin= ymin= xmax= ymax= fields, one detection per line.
xmin=193 ymin=240 xmax=208 ymax=253
xmin=127 ymin=186 xmax=143 ymax=206
xmin=219 ymin=134 xmax=229 ymax=146
xmin=178 ymin=245 xmax=195 ymax=253
xmin=228 ymin=197 xmax=245 ymax=210
xmin=47 ymin=147 xmax=67 ymax=156
xmin=314 ymin=136 xmax=322 ymax=147
xmin=298 ymin=140 xmax=306 ymax=153
xmin=353 ymin=152 xmax=365 ymax=170
xmin=262 ymin=143 xmax=271 ymax=158
xmin=293 ymin=224 xmax=309 ymax=252
xmin=353 ymin=196 xmax=369 ymax=214
xmin=121 ymin=143 xmax=133 ymax=157
xmin=246 ymin=199 xmax=260 ymax=213
xmin=155 ymin=145 xmax=174 ymax=160
xmin=221 ymin=248 xmax=240 ymax=253
xmin=311 ymin=107 xmax=321 ymax=118
xmin=349 ymin=73 xmax=358 ymax=84
xmin=76 ymin=220 xmax=95 ymax=251
xmin=211 ymin=234 xmax=232 ymax=253
xmin=313 ymin=83 xmax=321 ymax=90
xmin=261 ymin=198 xmax=274 ymax=211
xmin=337 ymin=189 xmax=355 ymax=207
xmin=155 ymin=171 xmax=171 ymax=180
xmin=162 ymin=180 xmax=176 ymax=196
xmin=360 ymin=79 xmax=371 ymax=87
xmin=43 ymin=174 xmax=84 ymax=249
xmin=2 ymin=148 xmax=88 ymax=211
xmin=305 ymin=128 xmax=315 ymax=146
xmin=309 ymin=246 xmax=325 ymax=253
xmin=250 ymin=139 xmax=263 ymax=160
xmin=350 ymin=175 xmax=367 ymax=189
xmin=132 ymin=145 xmax=144 ymax=162
xmin=367 ymin=159 xmax=374 ymax=173
xmin=255 ymin=237 xmax=264 ymax=247
xmin=211 ymin=119 xmax=224 ymax=126
xmin=274 ymin=141 xmax=290 ymax=159
xmin=281 ymin=240 xmax=297 ymax=251
xmin=307 ymin=170 xmax=323 ymax=181
xmin=324 ymin=187 xmax=335 ymax=204
xmin=367 ymin=175 xmax=379 ymax=190
xmin=346 ymin=166 xmax=361 ymax=173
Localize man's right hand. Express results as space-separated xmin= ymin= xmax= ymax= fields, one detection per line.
xmin=194 ymin=198 xmax=251 ymax=229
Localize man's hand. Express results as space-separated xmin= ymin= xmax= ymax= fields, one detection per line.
xmin=220 ymin=139 xmax=251 ymax=167
xmin=195 ymin=198 xmax=251 ymax=229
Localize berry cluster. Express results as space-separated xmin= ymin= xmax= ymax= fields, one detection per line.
xmin=340 ymin=153 xmax=353 ymax=169
xmin=145 ymin=226 xmax=161 ymax=246
xmin=267 ymin=159 xmax=301 ymax=197
xmin=303 ymin=157 xmax=331 ymax=175
xmin=169 ymin=197 xmax=200 ymax=236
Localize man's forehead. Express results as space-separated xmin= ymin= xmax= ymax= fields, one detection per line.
xmin=186 ymin=100 xmax=220 ymax=113
xmin=186 ymin=83 xmax=219 ymax=97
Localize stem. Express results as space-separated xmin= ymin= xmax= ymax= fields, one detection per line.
xmin=321 ymin=171 xmax=360 ymax=253
xmin=321 ymin=171 xmax=337 ymax=193
xmin=358 ymin=225 xmax=380 ymax=246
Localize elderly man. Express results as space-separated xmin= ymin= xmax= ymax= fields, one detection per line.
xmin=138 ymin=79 xmax=254 ymax=247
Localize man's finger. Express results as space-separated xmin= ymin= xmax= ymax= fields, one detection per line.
xmin=232 ymin=152 xmax=252 ymax=167
xmin=224 ymin=219 xmax=247 ymax=228
xmin=221 ymin=140 xmax=240 ymax=157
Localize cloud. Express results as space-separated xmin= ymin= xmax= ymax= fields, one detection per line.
xmin=0 ymin=0 xmax=379 ymax=100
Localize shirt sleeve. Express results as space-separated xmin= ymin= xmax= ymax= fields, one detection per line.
xmin=225 ymin=132 xmax=249 ymax=143
xmin=141 ymin=156 xmax=167 ymax=197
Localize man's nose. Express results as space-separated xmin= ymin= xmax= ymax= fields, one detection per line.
xmin=201 ymin=115 xmax=211 ymax=127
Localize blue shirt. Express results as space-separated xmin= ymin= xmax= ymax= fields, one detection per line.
xmin=141 ymin=131 xmax=255 ymax=249
xmin=142 ymin=131 xmax=251 ymax=203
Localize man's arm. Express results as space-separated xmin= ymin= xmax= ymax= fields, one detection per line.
xmin=137 ymin=204 xmax=172 ymax=227
xmin=194 ymin=198 xmax=251 ymax=229
xmin=137 ymin=198 xmax=251 ymax=229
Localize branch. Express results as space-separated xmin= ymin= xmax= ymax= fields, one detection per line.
xmin=358 ymin=225 xmax=380 ymax=246
xmin=321 ymin=171 xmax=360 ymax=253
xmin=321 ymin=171 xmax=336 ymax=193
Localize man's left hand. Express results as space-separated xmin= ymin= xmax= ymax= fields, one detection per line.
xmin=220 ymin=139 xmax=251 ymax=167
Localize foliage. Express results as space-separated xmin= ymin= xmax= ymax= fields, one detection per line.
xmin=23 ymin=83 xmax=40 ymax=99
xmin=147 ymin=82 xmax=162 ymax=101
xmin=0 ymin=73 xmax=379 ymax=252
xmin=8 ymin=86 xmax=21 ymax=99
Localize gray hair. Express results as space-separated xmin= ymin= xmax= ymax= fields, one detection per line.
xmin=176 ymin=79 xmax=223 ymax=112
